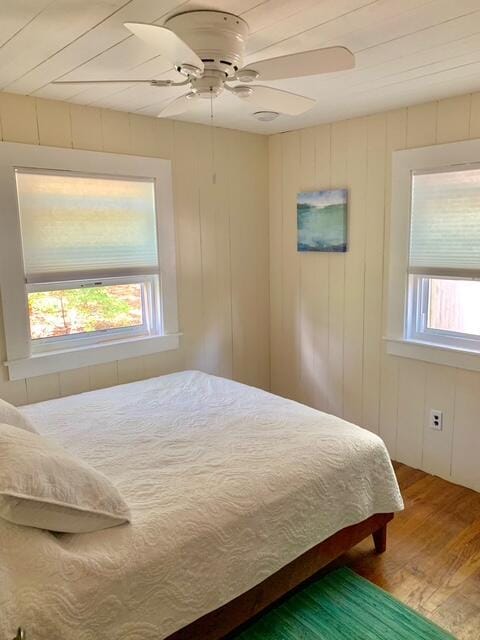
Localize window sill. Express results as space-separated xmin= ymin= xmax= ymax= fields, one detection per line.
xmin=4 ymin=333 xmax=181 ymax=380
xmin=385 ymin=337 xmax=480 ymax=372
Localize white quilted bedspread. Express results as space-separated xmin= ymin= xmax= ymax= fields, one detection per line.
xmin=1 ymin=371 xmax=403 ymax=640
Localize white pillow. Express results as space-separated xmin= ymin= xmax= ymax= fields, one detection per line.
xmin=0 ymin=397 xmax=36 ymax=433
xmin=0 ymin=423 xmax=130 ymax=533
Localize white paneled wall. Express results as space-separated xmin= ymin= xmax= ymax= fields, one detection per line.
xmin=269 ymin=93 xmax=480 ymax=492
xmin=0 ymin=92 xmax=270 ymax=404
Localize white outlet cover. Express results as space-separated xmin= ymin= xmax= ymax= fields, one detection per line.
xmin=430 ymin=409 xmax=443 ymax=431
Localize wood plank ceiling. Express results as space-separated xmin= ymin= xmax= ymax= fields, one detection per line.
xmin=1 ymin=0 xmax=480 ymax=133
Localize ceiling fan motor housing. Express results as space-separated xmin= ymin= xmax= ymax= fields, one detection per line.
xmin=190 ymin=69 xmax=226 ymax=98
xmin=165 ymin=10 xmax=249 ymax=88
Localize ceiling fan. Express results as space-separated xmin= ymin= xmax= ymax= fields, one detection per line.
xmin=53 ymin=10 xmax=355 ymax=119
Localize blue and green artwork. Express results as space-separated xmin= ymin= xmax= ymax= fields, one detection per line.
xmin=297 ymin=189 xmax=348 ymax=252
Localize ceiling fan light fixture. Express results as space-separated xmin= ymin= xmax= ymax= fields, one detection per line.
xmin=231 ymin=85 xmax=253 ymax=98
xmin=177 ymin=63 xmax=202 ymax=78
xmin=253 ymin=110 xmax=280 ymax=121
xmin=236 ymin=69 xmax=259 ymax=82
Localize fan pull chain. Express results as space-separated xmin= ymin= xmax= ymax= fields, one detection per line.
xmin=210 ymin=92 xmax=216 ymax=185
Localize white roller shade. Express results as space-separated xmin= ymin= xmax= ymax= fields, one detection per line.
xmin=409 ymin=167 xmax=480 ymax=277
xmin=15 ymin=170 xmax=158 ymax=283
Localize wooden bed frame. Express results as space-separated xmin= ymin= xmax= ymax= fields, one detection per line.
xmin=166 ymin=512 xmax=393 ymax=640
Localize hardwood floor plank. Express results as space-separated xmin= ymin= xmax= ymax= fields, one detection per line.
xmin=393 ymin=462 xmax=428 ymax=489
xmin=345 ymin=462 xmax=480 ymax=640
xmin=422 ymin=520 xmax=480 ymax=612
xmin=430 ymin=593 xmax=480 ymax=640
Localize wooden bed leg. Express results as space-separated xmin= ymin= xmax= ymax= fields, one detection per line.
xmin=372 ymin=524 xmax=387 ymax=554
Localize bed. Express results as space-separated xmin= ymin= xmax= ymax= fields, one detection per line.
xmin=1 ymin=370 xmax=403 ymax=640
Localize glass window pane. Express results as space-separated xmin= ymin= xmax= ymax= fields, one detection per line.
xmin=428 ymin=278 xmax=480 ymax=336
xmin=28 ymin=284 xmax=144 ymax=339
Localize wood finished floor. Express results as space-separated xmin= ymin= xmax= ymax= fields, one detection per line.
xmin=341 ymin=462 xmax=480 ymax=639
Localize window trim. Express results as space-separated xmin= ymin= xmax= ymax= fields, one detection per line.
xmin=386 ymin=138 xmax=480 ymax=372
xmin=0 ymin=142 xmax=180 ymax=380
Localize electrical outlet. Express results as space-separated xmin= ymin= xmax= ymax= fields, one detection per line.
xmin=430 ymin=409 xmax=443 ymax=431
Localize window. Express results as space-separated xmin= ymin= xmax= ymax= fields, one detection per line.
xmin=15 ymin=170 xmax=161 ymax=352
xmin=406 ymin=168 xmax=480 ymax=352
xmin=387 ymin=139 xmax=480 ymax=372
xmin=408 ymin=276 xmax=480 ymax=350
xmin=0 ymin=143 xmax=179 ymax=380
xmin=27 ymin=279 xmax=155 ymax=345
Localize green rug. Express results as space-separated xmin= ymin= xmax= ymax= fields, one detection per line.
xmin=234 ymin=567 xmax=455 ymax=639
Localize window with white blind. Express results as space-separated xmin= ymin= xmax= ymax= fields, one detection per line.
xmin=0 ymin=143 xmax=179 ymax=380
xmin=407 ymin=168 xmax=480 ymax=351
xmin=387 ymin=140 xmax=480 ymax=371
xmin=17 ymin=170 xmax=161 ymax=352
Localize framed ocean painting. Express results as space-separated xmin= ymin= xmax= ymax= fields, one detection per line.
xmin=297 ymin=189 xmax=348 ymax=252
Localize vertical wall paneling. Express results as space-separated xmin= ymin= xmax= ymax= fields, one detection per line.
xmin=343 ymin=118 xmax=367 ymax=426
xmin=270 ymin=94 xmax=480 ymax=492
xmin=312 ymin=125 xmax=331 ymax=413
xmin=36 ymin=98 xmax=72 ymax=148
xmin=70 ymin=105 xmax=102 ymax=151
xmin=0 ymin=93 xmax=38 ymax=144
xmin=252 ymin=133 xmax=270 ymax=390
xmin=117 ymin=356 xmax=146 ymax=385
xmin=396 ymin=359 xmax=426 ymax=469
xmin=452 ymin=369 xmax=480 ymax=492
xmin=172 ymin=121 xmax=204 ymax=373
xmin=129 ymin=113 xmax=160 ymax=158
xmin=327 ymin=121 xmax=348 ymax=418
xmin=228 ymin=130 xmax=269 ymax=389
xmin=59 ymin=367 xmax=90 ymax=397
xmin=211 ymin=126 xmax=234 ymax=380
xmin=269 ymin=134 xmax=284 ymax=396
xmin=469 ymin=92 xmax=480 ymax=138
xmin=197 ymin=123 xmax=221 ymax=376
xmin=100 ymin=108 xmax=130 ymax=154
xmin=362 ymin=114 xmax=387 ymax=434
xmin=25 ymin=373 xmax=61 ymax=404
xmin=406 ymin=102 xmax=437 ymax=149
xmin=88 ymin=362 xmax=118 ymax=391
xmin=422 ymin=364 xmax=456 ymax=479
xmin=298 ymin=127 xmax=318 ymax=408
xmin=0 ymin=92 xmax=270 ymax=404
xmin=436 ymin=95 xmax=471 ymax=144
xmin=379 ymin=108 xmax=407 ymax=457
xmin=281 ymin=132 xmax=302 ymax=400
xmin=225 ymin=128 xmax=265 ymax=382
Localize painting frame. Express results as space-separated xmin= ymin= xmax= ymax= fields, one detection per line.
xmin=297 ymin=189 xmax=348 ymax=252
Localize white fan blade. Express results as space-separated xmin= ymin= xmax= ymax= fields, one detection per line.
xmin=240 ymin=86 xmax=315 ymax=116
xmin=52 ymin=79 xmax=160 ymax=85
xmin=158 ymin=93 xmax=199 ymax=118
xmin=242 ymin=47 xmax=354 ymax=81
xmin=124 ymin=22 xmax=204 ymax=73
